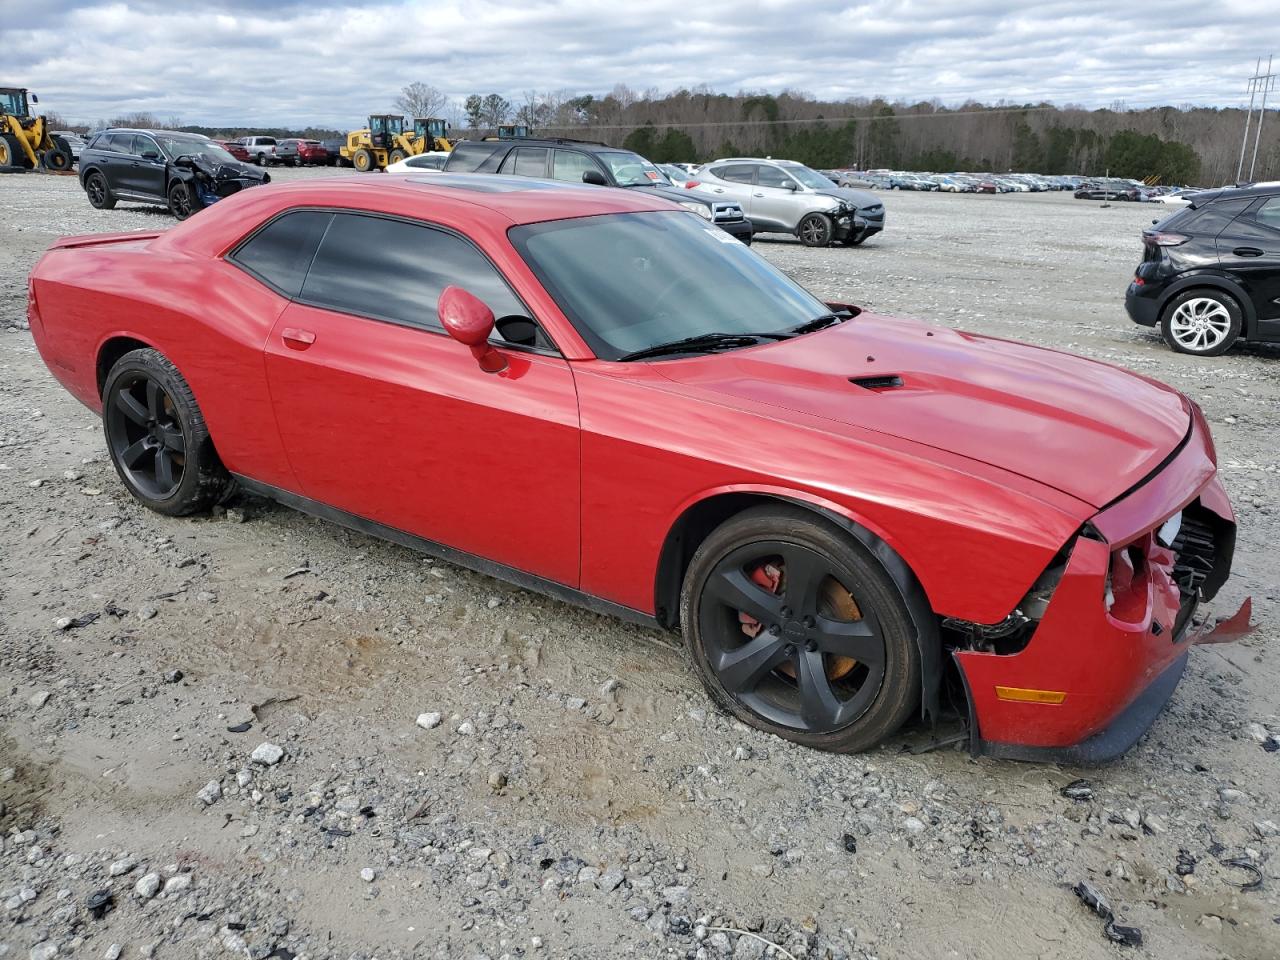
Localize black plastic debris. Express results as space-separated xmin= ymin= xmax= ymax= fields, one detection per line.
xmin=1061 ymin=779 xmax=1094 ymax=801
xmin=322 ymin=827 xmax=352 ymax=838
xmin=66 ymin=612 xmax=100 ymax=629
xmin=164 ymin=669 xmax=184 ymax=683
xmin=85 ymin=889 xmax=114 ymax=919
xmin=265 ymin=950 xmax=296 ymax=960
xmin=103 ymin=601 xmax=128 ymax=618
xmin=1073 ymin=881 xmax=1143 ymax=947
xmin=1175 ymin=849 xmax=1197 ymax=876
xmin=1264 ymin=737 xmax=1280 ymax=754
xmin=226 ymin=721 xmax=252 ymax=733
xmin=842 ymin=833 xmax=858 ymax=853
xmin=1222 ymin=858 xmax=1264 ymax=892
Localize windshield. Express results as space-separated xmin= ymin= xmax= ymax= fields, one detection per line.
xmin=510 ymin=211 xmax=830 ymax=360
xmin=157 ymin=137 xmax=237 ymax=164
xmin=597 ymin=151 xmax=672 ymax=187
xmin=0 ymin=89 xmax=28 ymax=117
xmin=786 ymin=165 xmax=838 ymax=190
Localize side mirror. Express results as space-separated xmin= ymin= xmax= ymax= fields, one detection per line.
xmin=141 ymin=150 xmax=160 ymax=160
xmin=581 ymin=169 xmax=607 ymax=186
xmin=438 ymin=286 xmax=506 ymax=373
xmin=785 ymin=181 xmax=799 ymax=191
xmin=31 ymin=94 xmax=38 ymax=104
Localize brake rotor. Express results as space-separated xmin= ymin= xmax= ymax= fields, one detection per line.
xmin=739 ymin=560 xmax=861 ymax=681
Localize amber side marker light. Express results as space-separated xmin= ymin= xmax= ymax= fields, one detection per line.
xmin=995 ymin=686 xmax=1067 ymax=704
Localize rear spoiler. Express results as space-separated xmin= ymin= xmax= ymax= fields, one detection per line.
xmin=49 ymin=231 xmax=164 ymax=250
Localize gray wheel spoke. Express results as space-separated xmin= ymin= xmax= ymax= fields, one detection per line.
xmin=814 ymin=614 xmax=884 ymax=667
xmin=716 ymin=631 xmax=790 ymax=694
xmin=115 ymin=389 xmax=149 ymax=426
xmin=160 ymin=423 xmax=184 ymax=452
xmin=155 ymin=449 xmax=175 ymax=489
xmin=705 ymin=568 xmax=782 ymax=625
xmin=145 ymin=379 xmax=163 ymax=419
xmin=120 ymin=437 xmax=150 ymax=468
xmin=796 ymin=649 xmax=842 ymax=728
xmin=780 ymin=546 xmax=826 ymax=613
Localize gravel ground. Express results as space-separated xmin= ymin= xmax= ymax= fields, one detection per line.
xmin=1 ymin=168 xmax=1277 ymax=960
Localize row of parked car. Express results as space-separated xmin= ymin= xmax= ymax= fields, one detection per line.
xmin=214 ymin=136 xmax=337 ymax=167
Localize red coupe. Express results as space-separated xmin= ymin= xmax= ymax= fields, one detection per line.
xmin=26 ymin=174 xmax=1243 ymax=762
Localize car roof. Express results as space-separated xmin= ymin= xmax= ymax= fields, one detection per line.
xmin=100 ymin=128 xmax=209 ymax=140
xmin=709 ymin=158 xmax=803 ymax=167
xmin=1188 ymin=181 xmax=1280 ymax=205
xmin=455 ymin=137 xmax=616 ymax=152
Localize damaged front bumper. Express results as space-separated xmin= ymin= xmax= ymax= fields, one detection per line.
xmin=955 ymin=405 xmax=1248 ymax=764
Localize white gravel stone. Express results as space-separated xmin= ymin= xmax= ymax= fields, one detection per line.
xmin=134 ymin=873 xmax=161 ymax=899
xmin=162 ymin=874 xmax=191 ymax=896
xmin=196 ymin=780 xmax=222 ymax=805
xmin=250 ymin=742 xmax=285 ymax=766
xmin=360 ymin=868 xmax=376 ymax=883
xmin=107 ymin=857 xmax=136 ymax=877
xmin=416 ymin=712 xmax=442 ymax=730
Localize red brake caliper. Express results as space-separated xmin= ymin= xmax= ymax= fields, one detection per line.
xmin=739 ymin=562 xmax=782 ymax=638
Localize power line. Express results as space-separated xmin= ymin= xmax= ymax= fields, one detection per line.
xmin=1237 ymin=55 xmax=1276 ymax=182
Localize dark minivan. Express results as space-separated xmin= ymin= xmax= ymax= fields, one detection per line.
xmin=1126 ymin=182 xmax=1280 ymax=355
xmin=443 ymin=137 xmax=753 ymax=243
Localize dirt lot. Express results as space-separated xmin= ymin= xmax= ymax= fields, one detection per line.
xmin=1 ymin=169 xmax=1277 ymax=960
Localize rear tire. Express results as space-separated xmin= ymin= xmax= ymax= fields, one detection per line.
xmin=388 ymin=148 xmax=408 ymax=165
xmin=680 ymin=505 xmax=921 ymax=753
xmin=798 ymin=213 xmax=834 ymax=247
xmin=85 ymin=170 xmax=117 ymax=209
xmin=256 ymin=153 xmax=269 ymax=167
xmin=1160 ymin=289 xmax=1242 ymax=357
xmin=102 ymin=349 xmax=230 ymax=516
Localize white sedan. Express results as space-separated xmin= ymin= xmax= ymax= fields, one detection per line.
xmin=385 ymin=151 xmax=450 ymax=173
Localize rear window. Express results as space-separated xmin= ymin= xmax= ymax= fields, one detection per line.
xmin=229 ymin=211 xmax=333 ymax=298
xmin=1174 ymin=198 xmax=1253 ymax=236
xmin=443 ymin=140 xmax=505 ymax=173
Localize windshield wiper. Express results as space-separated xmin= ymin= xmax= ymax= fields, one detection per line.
xmin=616 ymin=331 xmax=788 ymax=362
xmin=790 ymin=311 xmax=850 ymax=335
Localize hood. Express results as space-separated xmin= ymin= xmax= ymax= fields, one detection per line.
xmin=177 ymin=155 xmax=268 ymax=182
xmin=630 ymin=183 xmax=710 ymax=206
xmin=815 ymin=186 xmax=879 ymax=209
xmin=654 ymin=314 xmax=1190 ymax=509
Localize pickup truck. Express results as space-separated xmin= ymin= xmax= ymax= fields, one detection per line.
xmin=230 ymin=136 xmax=278 ymax=166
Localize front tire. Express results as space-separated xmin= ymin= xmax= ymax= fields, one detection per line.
xmin=167 ymin=180 xmax=199 ymax=221
xmin=680 ymin=506 xmax=921 ymax=753
xmin=102 ymin=349 xmax=230 ymax=516
xmin=1160 ymin=289 xmax=1242 ymax=356
xmin=798 ymin=213 xmax=834 ymax=247
xmin=352 ymin=148 xmax=375 ymax=172
xmin=42 ymin=136 xmax=74 ymax=171
xmin=388 ymin=148 xmax=408 ymax=165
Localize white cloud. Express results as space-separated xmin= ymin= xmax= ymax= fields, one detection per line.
xmin=5 ymin=0 xmax=1279 ymax=128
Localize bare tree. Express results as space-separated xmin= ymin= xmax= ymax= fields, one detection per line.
xmin=394 ymin=82 xmax=450 ymax=119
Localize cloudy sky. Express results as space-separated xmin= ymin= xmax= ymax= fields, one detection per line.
xmin=4 ymin=0 xmax=1279 ymax=129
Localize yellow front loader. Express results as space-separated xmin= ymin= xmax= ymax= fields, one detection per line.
xmin=0 ymin=87 xmax=73 ymax=172
xmin=342 ymin=115 xmax=454 ymax=172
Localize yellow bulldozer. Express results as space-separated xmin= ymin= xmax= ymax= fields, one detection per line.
xmin=341 ymin=115 xmax=454 ymax=172
xmin=0 ymin=87 xmax=74 ymax=172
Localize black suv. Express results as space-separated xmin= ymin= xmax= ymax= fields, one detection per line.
xmin=442 ymin=138 xmax=753 ymax=243
xmin=78 ymin=129 xmax=269 ymax=221
xmin=1126 ymin=182 xmax=1280 ymax=355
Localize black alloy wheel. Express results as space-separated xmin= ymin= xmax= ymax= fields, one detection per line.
xmin=681 ymin=507 xmax=920 ymax=752
xmin=85 ymin=171 xmax=116 ymax=209
xmin=167 ymin=181 xmax=195 ymax=220
xmin=106 ymin=371 xmax=188 ymax=499
xmin=102 ymin=349 xmax=229 ymax=515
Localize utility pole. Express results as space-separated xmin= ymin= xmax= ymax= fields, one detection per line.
xmin=1239 ymin=55 xmax=1277 ymax=183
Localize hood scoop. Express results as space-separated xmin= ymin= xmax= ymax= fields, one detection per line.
xmin=848 ymin=374 xmax=904 ymax=391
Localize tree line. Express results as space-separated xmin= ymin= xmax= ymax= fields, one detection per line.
xmin=50 ymin=83 xmax=1279 ymax=186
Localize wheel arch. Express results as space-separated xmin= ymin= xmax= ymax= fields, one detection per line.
xmin=1159 ymin=274 xmax=1257 ymax=336
xmin=654 ymin=487 xmax=943 ymax=724
xmin=96 ymin=334 xmax=160 ymax=398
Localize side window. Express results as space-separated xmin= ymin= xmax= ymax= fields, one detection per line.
xmin=756 ymin=165 xmax=794 ymax=189
xmin=104 ymin=133 xmax=135 ymax=154
xmin=715 ymin=164 xmax=755 ymax=185
xmin=229 ymin=211 xmax=333 ymax=298
xmin=135 ymin=136 xmax=160 ymax=159
xmin=1253 ymin=197 xmax=1280 ymax=232
xmin=300 ymin=214 xmax=532 ymax=340
xmin=511 ymin=147 xmax=548 ymax=177
xmin=552 ymin=150 xmax=602 ymax=183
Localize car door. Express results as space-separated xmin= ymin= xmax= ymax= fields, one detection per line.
xmin=752 ymin=164 xmax=804 ymax=230
xmin=93 ymin=134 xmax=133 ymax=193
xmin=1218 ymin=196 xmax=1280 ymax=335
xmin=702 ymin=163 xmax=756 ymax=212
xmin=551 ymin=149 xmax=606 ymax=185
xmin=130 ymin=134 xmax=167 ymax=200
xmin=261 ymin=211 xmax=582 ymax=586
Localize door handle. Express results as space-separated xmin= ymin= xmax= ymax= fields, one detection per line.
xmin=713 ymin=187 xmax=724 ymax=193
xmin=1233 ymin=247 xmax=1264 ymax=257
xmin=281 ymin=327 xmax=316 ymax=349
xmin=753 ymin=192 xmax=765 ymax=197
